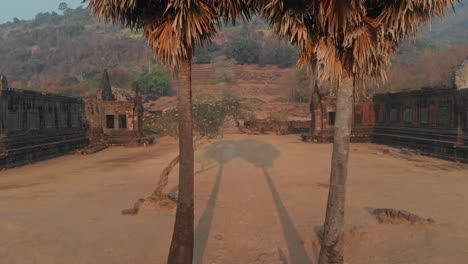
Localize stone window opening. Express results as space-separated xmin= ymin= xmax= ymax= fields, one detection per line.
xmin=390 ymin=108 xmax=400 ymax=123
xmin=118 ymin=115 xmax=127 ymax=129
xmin=420 ymin=107 xmax=429 ymax=125
xmin=328 ymin=112 xmax=336 ymax=126
xmin=106 ymin=115 xmax=115 ymax=129
xmin=437 ymin=106 xmax=450 ymax=126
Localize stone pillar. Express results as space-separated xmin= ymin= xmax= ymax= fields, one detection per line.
xmin=98 ymin=69 xmax=115 ymax=101
xmin=0 ymin=74 xmax=8 ymax=90
xmin=133 ymin=82 xmax=144 ymax=137
xmin=455 ymin=60 xmax=468 ymax=90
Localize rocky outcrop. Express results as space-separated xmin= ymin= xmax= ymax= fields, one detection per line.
xmin=372 ymin=208 xmax=435 ymax=225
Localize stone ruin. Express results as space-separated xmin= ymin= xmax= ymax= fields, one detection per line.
xmin=97 ymin=69 xmax=116 ymax=101
xmin=0 ymin=74 xmax=7 ymax=90
xmin=0 ymin=71 xmax=153 ymax=169
xmin=0 ymin=82 xmax=88 ymax=168
xmin=85 ymin=70 xmax=152 ymax=147
xmin=455 ymin=59 xmax=468 ymax=90
xmin=307 ymin=61 xmax=468 ymax=163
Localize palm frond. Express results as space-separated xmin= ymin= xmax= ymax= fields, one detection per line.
xmin=263 ymin=0 xmax=458 ymax=84
xmin=85 ymin=0 xmax=219 ymax=68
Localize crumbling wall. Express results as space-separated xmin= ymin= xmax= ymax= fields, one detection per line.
xmin=85 ymin=99 xmax=143 ymax=145
xmin=85 ymin=71 xmax=148 ymax=146
xmin=372 ymin=87 xmax=467 ymax=162
xmin=308 ymin=82 xmax=467 ymax=161
xmin=0 ymin=88 xmax=88 ymax=169
xmin=455 ymin=60 xmax=468 ymax=90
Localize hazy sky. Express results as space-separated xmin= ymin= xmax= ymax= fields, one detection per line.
xmin=0 ymin=0 xmax=86 ymax=23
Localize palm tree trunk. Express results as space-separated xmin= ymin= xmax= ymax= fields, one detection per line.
xmin=167 ymin=59 xmax=195 ymax=264
xmin=318 ymin=79 xmax=354 ymax=264
xmin=310 ymin=79 xmax=323 ymax=136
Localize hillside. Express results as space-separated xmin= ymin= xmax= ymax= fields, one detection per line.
xmin=0 ymin=4 xmax=467 ymax=100
xmin=0 ymin=7 xmax=153 ymax=96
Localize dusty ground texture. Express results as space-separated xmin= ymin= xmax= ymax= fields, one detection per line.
xmin=1 ymin=134 xmax=467 ymax=264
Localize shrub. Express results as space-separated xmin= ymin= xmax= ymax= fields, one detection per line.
xmin=137 ymin=67 xmax=172 ymax=96
xmin=144 ymin=99 xmax=242 ymax=139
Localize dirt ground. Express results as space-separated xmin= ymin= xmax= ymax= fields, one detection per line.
xmin=0 ymin=134 xmax=467 ymax=264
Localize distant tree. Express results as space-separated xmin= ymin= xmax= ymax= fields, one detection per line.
xmin=225 ymin=24 xmax=261 ymax=65
xmin=225 ymin=36 xmax=261 ymax=64
xmin=193 ymin=47 xmax=212 ymax=64
xmin=137 ymin=68 xmax=172 ymax=96
xmin=259 ymin=36 xmax=298 ymax=68
xmin=58 ymin=2 xmax=69 ymax=12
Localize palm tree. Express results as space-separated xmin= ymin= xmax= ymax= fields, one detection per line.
xmin=84 ymin=1 xmax=257 ymax=263
xmin=262 ymin=0 xmax=457 ymax=263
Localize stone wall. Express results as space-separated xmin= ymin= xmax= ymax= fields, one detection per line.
xmin=0 ymin=88 xmax=88 ymax=168
xmin=371 ymin=87 xmax=468 ymax=162
xmin=0 ymin=70 xmax=151 ymax=169
xmin=310 ymin=86 xmax=468 ymax=162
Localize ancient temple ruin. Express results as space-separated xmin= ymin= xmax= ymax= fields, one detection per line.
xmin=309 ymin=61 xmax=468 ymax=162
xmin=455 ymin=59 xmax=468 ymax=90
xmin=0 ymin=75 xmax=88 ymax=168
xmin=0 ymin=71 xmax=151 ymax=169
xmin=85 ymin=70 xmax=149 ymax=146
xmin=371 ymin=87 xmax=467 ymax=161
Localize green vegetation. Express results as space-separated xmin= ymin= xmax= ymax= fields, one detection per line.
xmin=145 ymin=98 xmax=243 ymax=139
xmin=137 ymin=68 xmax=172 ymax=96
xmin=224 ymin=24 xmax=298 ymax=67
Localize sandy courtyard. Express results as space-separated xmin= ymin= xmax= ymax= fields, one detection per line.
xmin=0 ymin=134 xmax=467 ymax=264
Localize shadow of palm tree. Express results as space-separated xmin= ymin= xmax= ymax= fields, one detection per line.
xmin=193 ymin=139 xmax=311 ymax=263
xmin=263 ymin=168 xmax=313 ymax=264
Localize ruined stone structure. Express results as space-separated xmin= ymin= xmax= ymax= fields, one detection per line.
xmin=309 ymin=78 xmax=374 ymax=143
xmin=0 ymin=75 xmax=88 ymax=169
xmin=0 ymin=71 xmax=151 ymax=168
xmin=310 ymin=85 xmax=468 ymax=162
xmin=371 ymin=87 xmax=468 ymax=162
xmin=97 ymin=70 xmax=116 ymax=101
xmin=455 ymin=59 xmax=468 ymax=90
xmin=85 ymin=71 xmax=150 ymax=146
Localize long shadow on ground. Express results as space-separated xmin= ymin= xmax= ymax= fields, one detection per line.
xmin=263 ymin=168 xmax=313 ymax=264
xmin=193 ymin=139 xmax=313 ymax=263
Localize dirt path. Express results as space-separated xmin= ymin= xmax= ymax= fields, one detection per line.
xmin=0 ymin=134 xmax=467 ymax=264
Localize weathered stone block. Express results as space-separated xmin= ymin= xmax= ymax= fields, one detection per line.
xmin=455 ymin=60 xmax=468 ymax=89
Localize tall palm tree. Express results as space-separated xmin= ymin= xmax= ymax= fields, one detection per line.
xmin=85 ymin=1 xmax=257 ymax=263
xmin=262 ymin=0 xmax=456 ymax=263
